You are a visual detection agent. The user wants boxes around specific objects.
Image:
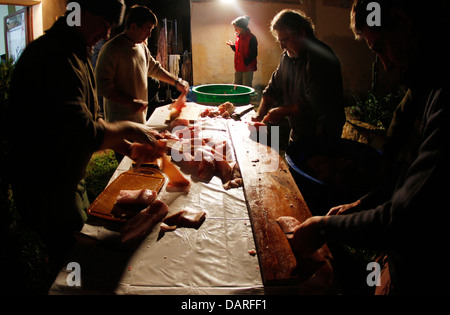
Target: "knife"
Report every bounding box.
[231,105,254,121]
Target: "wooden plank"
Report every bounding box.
[228,120,328,285]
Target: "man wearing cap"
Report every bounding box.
[6,0,163,279]
[226,15,258,87]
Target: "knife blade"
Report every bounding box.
[231,105,254,121]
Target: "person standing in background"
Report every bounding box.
[226,15,258,87]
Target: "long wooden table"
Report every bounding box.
[228,119,333,288]
[49,103,334,295]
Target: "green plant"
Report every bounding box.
[351,90,405,130]
[1,58,14,173]
[0,57,14,104]
[84,150,119,201]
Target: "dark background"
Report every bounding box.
[124,0,191,56]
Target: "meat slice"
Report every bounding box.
[199,102,235,119]
[115,189,157,205]
[130,140,167,166]
[223,162,243,190]
[276,216,333,285]
[163,209,206,230]
[168,94,187,121]
[276,216,302,240]
[172,94,187,112]
[121,200,169,246]
[218,101,235,116]
[215,160,233,183]
[178,209,206,229]
[162,154,191,192]
[170,118,189,129]
[112,189,158,219]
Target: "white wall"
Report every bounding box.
[191,1,296,89]
[190,0,398,99]
[0,5,9,56]
[1,4,42,58]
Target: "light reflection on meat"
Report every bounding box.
[130,120,243,189]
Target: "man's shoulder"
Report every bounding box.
[101,34,129,51]
[305,38,341,72]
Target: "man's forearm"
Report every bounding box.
[256,95,274,120]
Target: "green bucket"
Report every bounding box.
[192,84,255,106]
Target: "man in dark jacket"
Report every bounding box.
[291,0,450,295]
[254,9,345,146]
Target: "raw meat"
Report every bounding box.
[162,154,191,192]
[130,140,167,166]
[247,120,267,132]
[115,189,157,205]
[223,162,243,190]
[218,102,235,116]
[178,209,206,229]
[163,209,206,229]
[276,216,334,285]
[199,102,235,119]
[168,94,187,121]
[215,160,233,183]
[112,189,158,220]
[170,118,189,129]
[172,94,187,112]
[276,216,302,239]
[120,200,169,246]
[112,204,145,220]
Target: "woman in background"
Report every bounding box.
[226,15,258,87]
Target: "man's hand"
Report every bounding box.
[327,200,362,216]
[291,216,328,260]
[175,79,190,95]
[98,119,158,157]
[262,103,298,124]
[262,107,286,124]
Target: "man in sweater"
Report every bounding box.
[291,0,450,295]
[96,5,189,124]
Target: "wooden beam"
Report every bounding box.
[1,0,41,6]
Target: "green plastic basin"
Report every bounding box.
[192,84,255,106]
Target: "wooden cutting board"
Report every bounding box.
[228,120,333,286]
[87,169,166,222]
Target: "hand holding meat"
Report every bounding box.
[175,79,190,95]
[291,216,327,260]
[98,118,159,159]
[130,140,167,167]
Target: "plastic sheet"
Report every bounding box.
[50,109,264,295]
